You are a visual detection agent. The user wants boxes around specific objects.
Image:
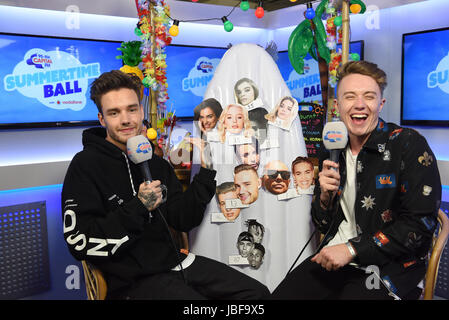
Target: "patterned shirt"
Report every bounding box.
[311,119,442,297]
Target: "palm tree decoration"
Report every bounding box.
[288,0,330,76]
[288,0,366,120]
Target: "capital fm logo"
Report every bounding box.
[136,142,152,154]
[26,53,53,69]
[182,57,221,97]
[196,61,214,73]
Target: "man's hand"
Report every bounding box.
[138,180,163,211]
[311,243,354,271]
[318,160,340,208]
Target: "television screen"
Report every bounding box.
[164,45,227,119]
[401,27,449,126]
[277,40,364,104]
[0,33,122,129]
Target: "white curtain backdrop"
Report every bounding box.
[189,43,316,292]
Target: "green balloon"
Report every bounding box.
[134,27,143,36]
[240,1,250,11]
[334,16,342,26]
[350,53,360,61]
[224,20,234,32]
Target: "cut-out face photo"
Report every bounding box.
[234,164,261,205]
[217,104,253,142]
[247,243,265,269]
[291,156,315,192]
[262,160,291,195]
[246,219,264,244]
[265,96,298,130]
[237,231,255,258]
[193,98,222,134]
[235,137,260,171]
[216,182,241,221]
[234,78,259,106]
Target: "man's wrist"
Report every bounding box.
[346,242,357,259]
[320,197,329,209]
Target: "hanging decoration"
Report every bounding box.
[287,0,330,76]
[135,0,171,111]
[288,0,366,121]
[116,40,144,81]
[324,0,364,88]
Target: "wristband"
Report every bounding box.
[346,242,357,258]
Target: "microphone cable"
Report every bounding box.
[157,207,187,285]
[286,191,341,275]
[286,229,317,275]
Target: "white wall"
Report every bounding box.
[0,0,448,192]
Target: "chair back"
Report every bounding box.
[82,260,107,300]
[423,209,449,300]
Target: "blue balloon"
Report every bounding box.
[305,8,315,19]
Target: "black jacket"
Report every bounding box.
[62,127,216,294]
[311,119,441,298]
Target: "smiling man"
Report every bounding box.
[234,164,261,205]
[62,70,269,300]
[272,61,441,300]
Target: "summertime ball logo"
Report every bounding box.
[182,56,221,97]
[3,48,101,111]
[427,51,449,94]
[286,58,322,102]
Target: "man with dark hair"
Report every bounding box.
[272,61,441,300]
[237,232,255,258]
[234,164,261,205]
[62,70,269,300]
[248,243,265,269]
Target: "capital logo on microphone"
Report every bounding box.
[135,142,152,154]
[323,130,344,143]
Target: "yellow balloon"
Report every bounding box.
[350,4,361,14]
[147,128,157,140]
[169,25,179,37]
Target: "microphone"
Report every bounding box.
[126,135,154,182]
[322,118,348,166]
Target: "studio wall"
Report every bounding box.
[0,0,448,299]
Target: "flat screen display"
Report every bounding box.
[164,44,227,119]
[0,33,122,129]
[401,27,449,126]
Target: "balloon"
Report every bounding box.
[147,128,158,140]
[288,19,314,74]
[350,0,367,14]
[287,0,331,74]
